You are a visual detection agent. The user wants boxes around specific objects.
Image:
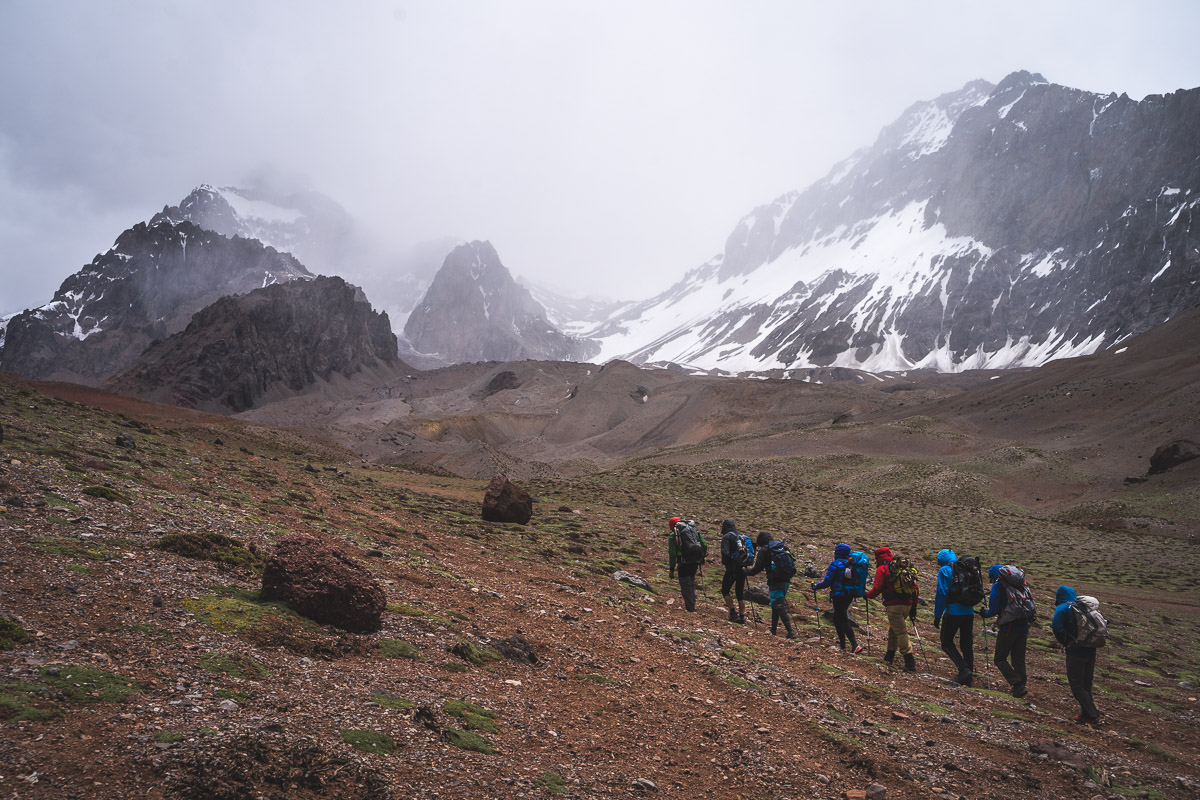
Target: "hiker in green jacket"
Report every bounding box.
[667,516,706,612]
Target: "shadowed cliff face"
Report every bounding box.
[403,240,599,365]
[104,276,400,413]
[0,219,312,385]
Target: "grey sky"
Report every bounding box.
[3,1,1200,315]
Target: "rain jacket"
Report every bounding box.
[934,548,975,621]
[864,546,918,608]
[1052,585,1096,660]
[719,519,743,569]
[813,543,852,598]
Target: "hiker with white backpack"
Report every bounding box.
[1052,585,1107,724]
[979,564,1037,697]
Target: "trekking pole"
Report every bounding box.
[909,619,931,670]
[980,615,992,690]
[864,598,871,655]
[813,589,823,641]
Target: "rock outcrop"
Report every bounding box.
[1148,439,1200,475]
[481,474,533,524]
[260,533,386,633]
[104,276,399,413]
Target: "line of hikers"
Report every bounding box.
[666,517,1108,724]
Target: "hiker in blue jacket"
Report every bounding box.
[745,532,796,639]
[934,549,976,686]
[812,543,861,653]
[1051,586,1102,723]
[979,564,1033,697]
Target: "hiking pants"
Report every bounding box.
[768,581,793,636]
[832,594,857,650]
[1066,652,1100,721]
[720,567,745,602]
[677,562,699,612]
[940,613,975,677]
[884,604,913,656]
[993,622,1028,691]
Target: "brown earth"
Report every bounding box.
[1,367,1198,800]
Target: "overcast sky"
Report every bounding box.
[3,0,1200,315]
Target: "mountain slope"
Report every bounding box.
[588,72,1200,373]
[404,241,600,364]
[104,276,399,413]
[0,219,312,384]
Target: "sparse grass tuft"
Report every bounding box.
[444,727,495,754]
[378,638,420,659]
[39,664,142,703]
[341,728,398,755]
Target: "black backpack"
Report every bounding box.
[767,540,797,580]
[947,555,986,606]
[675,521,706,565]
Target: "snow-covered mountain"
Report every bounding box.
[584,71,1200,373]
[404,241,600,364]
[0,218,312,384]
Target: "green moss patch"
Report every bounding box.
[39,664,142,703]
[154,731,187,743]
[154,532,263,572]
[378,638,420,659]
[386,602,425,616]
[82,485,130,504]
[442,662,468,674]
[0,681,59,722]
[199,653,269,681]
[182,591,308,637]
[443,698,499,733]
[0,617,32,650]
[444,727,495,754]
[572,673,616,686]
[369,691,414,711]
[534,770,568,794]
[33,537,106,560]
[450,640,502,666]
[341,728,398,755]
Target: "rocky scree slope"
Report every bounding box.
[586,71,1200,373]
[404,241,600,365]
[103,276,399,413]
[0,372,1197,799]
[0,219,312,385]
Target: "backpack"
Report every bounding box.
[845,550,870,598]
[1070,596,1108,647]
[734,533,756,569]
[886,556,919,597]
[675,520,707,565]
[766,540,796,581]
[996,565,1037,625]
[947,555,986,606]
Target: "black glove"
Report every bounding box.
[933,616,941,629]
[908,609,917,623]
[977,608,986,618]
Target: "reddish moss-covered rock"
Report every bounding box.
[481,474,533,525]
[260,534,385,632]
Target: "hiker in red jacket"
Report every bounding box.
[864,546,919,672]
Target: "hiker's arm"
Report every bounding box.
[1051,605,1071,646]
[864,565,885,599]
[980,581,1001,618]
[933,566,949,621]
[812,562,836,591]
[743,549,767,577]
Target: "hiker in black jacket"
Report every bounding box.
[744,532,796,639]
[719,519,748,624]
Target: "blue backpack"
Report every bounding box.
[845,551,870,597]
[736,534,756,568]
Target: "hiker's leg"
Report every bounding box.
[959,614,975,675]
[770,607,780,634]
[1066,654,1100,720]
[678,563,698,612]
[832,595,852,649]
[993,625,1019,687]
[886,604,912,655]
[1082,655,1100,718]
[1011,626,1028,691]
[735,576,746,618]
[940,615,966,675]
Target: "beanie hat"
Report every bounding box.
[834,543,851,559]
[668,516,682,531]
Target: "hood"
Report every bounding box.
[756,532,774,547]
[989,564,1003,582]
[873,546,892,562]
[834,543,851,559]
[1056,586,1077,605]
[937,549,957,567]
[721,519,737,535]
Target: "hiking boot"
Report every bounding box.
[785,630,797,640]
[903,653,916,672]
[954,672,973,687]
[883,649,896,664]
[852,644,864,655]
[728,608,739,622]
[1012,684,1028,698]
[736,614,746,625]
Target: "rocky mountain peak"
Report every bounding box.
[403,241,599,365]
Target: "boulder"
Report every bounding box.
[482,474,533,524]
[1148,439,1200,475]
[746,583,771,606]
[613,570,653,592]
[115,432,137,449]
[260,534,385,632]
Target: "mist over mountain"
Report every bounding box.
[0,219,312,384]
[403,241,600,365]
[580,71,1200,373]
